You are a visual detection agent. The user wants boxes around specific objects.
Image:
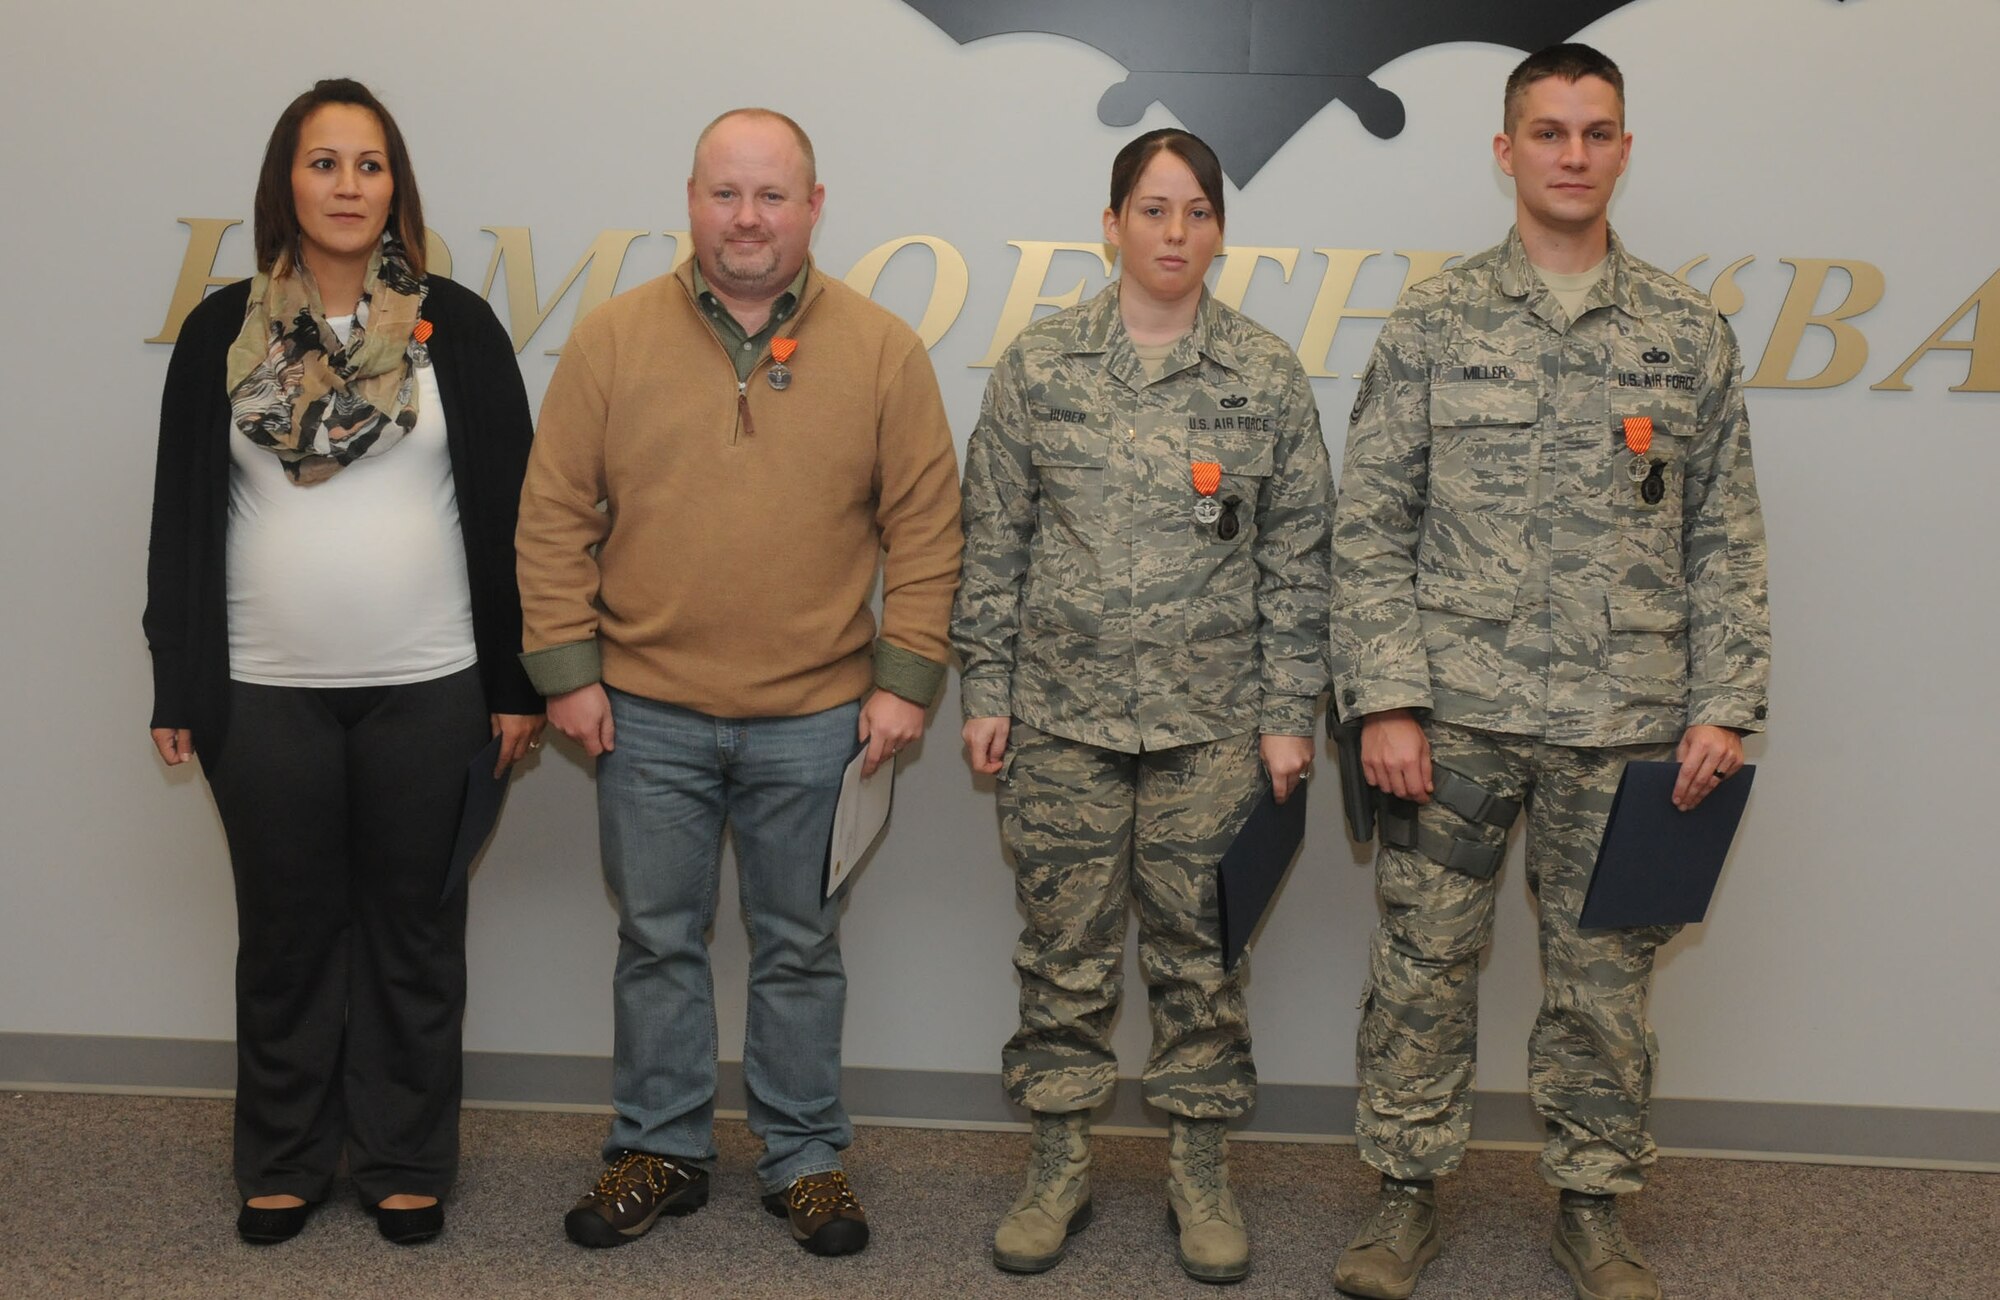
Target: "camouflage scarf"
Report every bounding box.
[224,234,428,485]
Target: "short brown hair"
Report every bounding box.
[693,108,818,187]
[1503,44,1625,133]
[253,79,426,277]
[1108,129,1226,233]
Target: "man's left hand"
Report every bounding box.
[858,691,925,777]
[1672,724,1744,811]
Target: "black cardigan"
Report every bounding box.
[144,275,542,760]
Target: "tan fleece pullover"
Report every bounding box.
[516,259,962,717]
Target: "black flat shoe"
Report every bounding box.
[372,1200,445,1245]
[237,1200,312,1245]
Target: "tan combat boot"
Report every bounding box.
[1165,1117,1249,1283]
[1333,1176,1440,1299]
[991,1111,1092,1273]
[1551,1191,1661,1300]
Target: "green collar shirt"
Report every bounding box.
[691,262,808,382]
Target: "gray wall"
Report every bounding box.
[3,0,1996,1150]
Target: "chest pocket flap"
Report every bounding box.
[1190,432,1273,477]
[1029,423,1109,468]
[1430,379,1539,428]
[1615,391,1700,446]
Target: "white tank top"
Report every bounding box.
[226,313,478,687]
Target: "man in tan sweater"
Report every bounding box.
[517,108,962,1257]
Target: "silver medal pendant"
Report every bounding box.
[1193,498,1223,525]
[768,363,792,391]
[1626,451,1652,482]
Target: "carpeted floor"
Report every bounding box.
[1,1091,1993,1298]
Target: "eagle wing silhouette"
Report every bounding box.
[899,0,1651,184]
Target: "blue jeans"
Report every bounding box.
[597,689,858,1193]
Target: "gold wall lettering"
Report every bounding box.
[1746,259,1886,389]
[1210,246,1301,311]
[152,221,456,343]
[843,235,971,349]
[1297,249,1458,379]
[481,227,652,355]
[148,219,243,344]
[977,241,1118,366]
[1676,255,1754,316]
[424,229,453,282]
[148,220,1998,393]
[1872,267,2000,393]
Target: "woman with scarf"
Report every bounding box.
[144,79,542,1246]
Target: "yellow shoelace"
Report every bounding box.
[785,1170,862,1216]
[591,1152,686,1205]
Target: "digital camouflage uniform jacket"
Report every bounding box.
[954,284,1331,752]
[1331,229,1770,747]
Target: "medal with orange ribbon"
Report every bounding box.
[1191,460,1223,524]
[768,337,796,391]
[1623,416,1668,503]
[1622,416,1653,481]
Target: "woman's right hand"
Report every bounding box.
[151,727,194,767]
[962,716,1010,775]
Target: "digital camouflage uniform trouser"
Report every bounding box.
[1357,720,1680,1195]
[998,723,1263,1119]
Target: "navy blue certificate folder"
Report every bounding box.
[442,735,510,904]
[1579,760,1756,929]
[1218,781,1309,971]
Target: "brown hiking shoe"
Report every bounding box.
[1551,1192,1661,1300]
[1334,1176,1440,1299]
[762,1169,870,1256]
[563,1150,708,1248]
